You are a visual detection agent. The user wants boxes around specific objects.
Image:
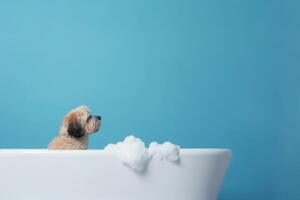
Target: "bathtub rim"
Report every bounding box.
[0,148,232,156]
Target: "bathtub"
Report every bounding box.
[0,149,231,200]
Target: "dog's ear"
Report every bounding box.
[67,121,84,138]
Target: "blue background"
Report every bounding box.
[0,0,299,199]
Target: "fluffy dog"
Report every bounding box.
[48,105,101,150]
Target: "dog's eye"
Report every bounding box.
[86,115,92,121]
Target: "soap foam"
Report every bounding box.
[148,141,180,162]
[104,135,151,172]
[104,135,180,173]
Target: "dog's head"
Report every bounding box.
[61,105,101,138]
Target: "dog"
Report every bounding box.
[48,105,101,150]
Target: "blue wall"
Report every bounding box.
[0,0,299,199]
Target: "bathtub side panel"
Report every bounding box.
[0,150,230,200]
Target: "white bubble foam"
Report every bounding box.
[104,135,180,173]
[104,135,151,172]
[148,141,180,162]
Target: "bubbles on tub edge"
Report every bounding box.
[104,135,180,174]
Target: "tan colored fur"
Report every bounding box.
[48,105,101,150]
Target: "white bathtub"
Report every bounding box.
[0,149,231,200]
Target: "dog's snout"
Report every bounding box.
[96,115,101,120]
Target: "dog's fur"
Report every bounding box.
[48,105,101,150]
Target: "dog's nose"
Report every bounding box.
[96,116,101,120]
